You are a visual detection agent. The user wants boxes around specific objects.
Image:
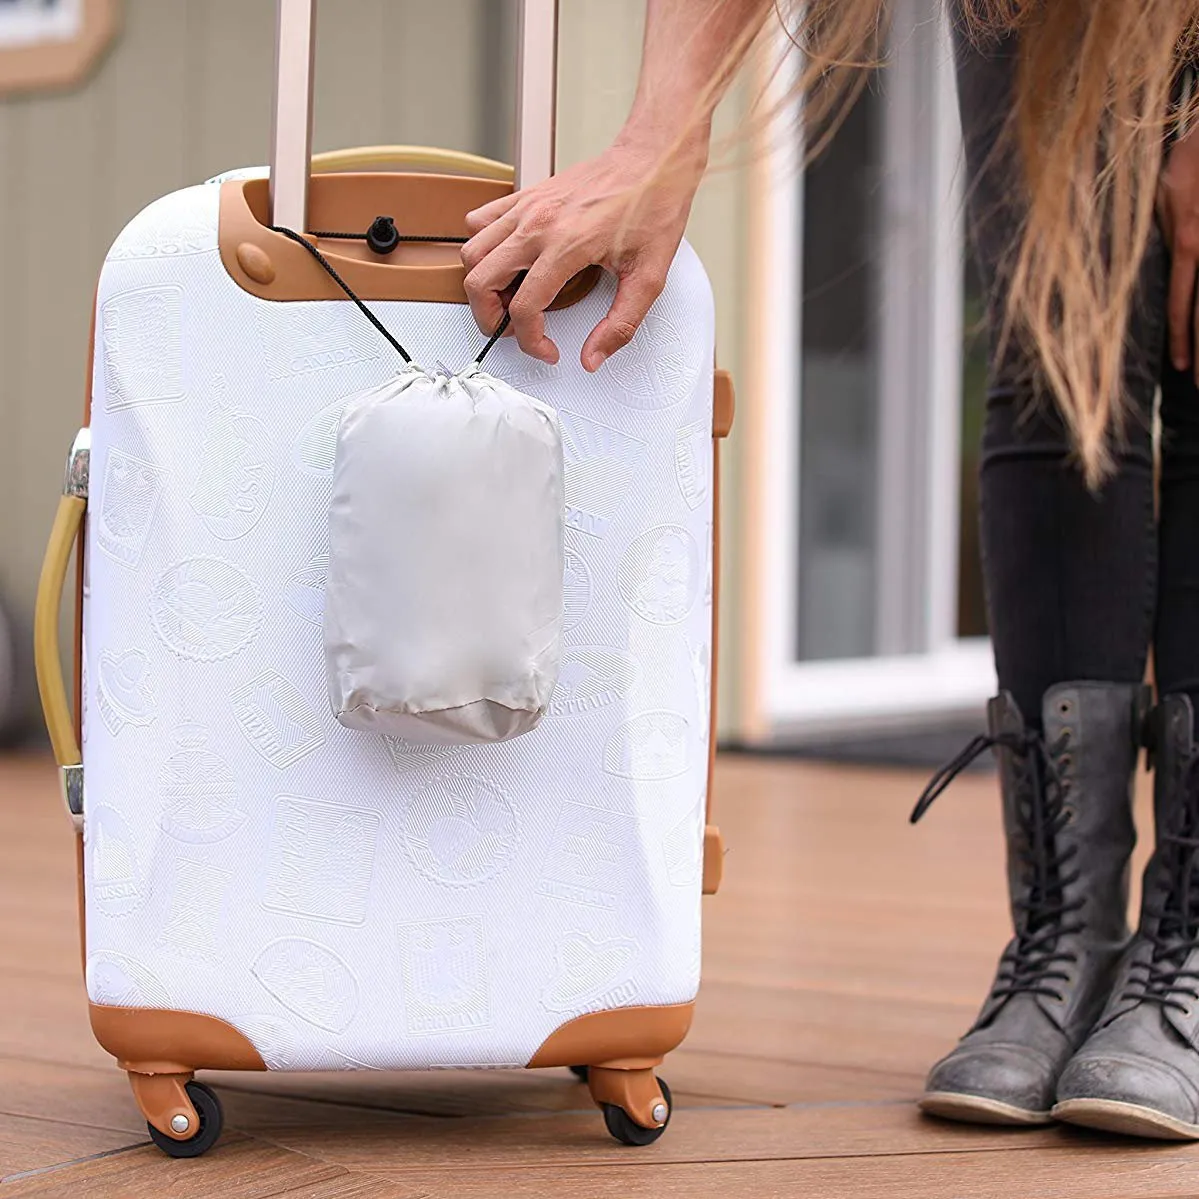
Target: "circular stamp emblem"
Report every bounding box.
[151,557,262,661]
[605,310,700,410]
[401,774,518,887]
[619,526,701,625]
[562,547,592,633]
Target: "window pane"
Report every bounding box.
[796,81,883,662]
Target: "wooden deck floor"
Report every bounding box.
[1,751,1195,1197]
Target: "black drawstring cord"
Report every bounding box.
[269,222,512,368]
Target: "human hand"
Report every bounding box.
[461,132,707,371]
[1160,120,1199,381]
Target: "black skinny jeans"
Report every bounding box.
[955,23,1199,725]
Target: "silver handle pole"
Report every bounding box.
[269,0,316,229]
[514,0,559,188]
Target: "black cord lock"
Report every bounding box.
[366,215,400,255]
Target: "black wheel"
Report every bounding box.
[602,1078,672,1146]
[147,1081,223,1158]
[569,1064,590,1082]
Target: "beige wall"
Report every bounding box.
[0,0,748,738]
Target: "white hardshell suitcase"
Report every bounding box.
[35,0,733,1156]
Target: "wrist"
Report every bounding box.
[615,110,711,178]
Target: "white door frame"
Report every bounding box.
[739,0,995,743]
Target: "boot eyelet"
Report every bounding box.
[1059,753,1073,771]
[1058,699,1073,716]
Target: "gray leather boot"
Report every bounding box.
[1055,695,1199,1140]
[913,682,1146,1125]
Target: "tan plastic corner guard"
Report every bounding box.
[36,494,85,770]
[311,145,515,183]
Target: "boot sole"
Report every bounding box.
[920,1091,1053,1126]
[1053,1098,1199,1141]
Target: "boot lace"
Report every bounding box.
[912,728,1083,1004]
[1120,756,1199,1016]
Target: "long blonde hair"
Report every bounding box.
[694,0,1199,484]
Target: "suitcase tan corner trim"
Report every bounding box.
[90,1003,268,1074]
[527,1001,694,1069]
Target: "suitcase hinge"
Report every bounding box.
[60,763,84,831]
[64,427,91,499]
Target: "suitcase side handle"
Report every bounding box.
[35,430,88,829]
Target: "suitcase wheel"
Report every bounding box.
[568,1064,589,1082]
[146,1080,224,1158]
[600,1078,672,1147]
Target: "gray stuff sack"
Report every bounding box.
[323,364,564,744]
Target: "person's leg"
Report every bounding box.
[915,13,1163,1127]
[1053,364,1199,1140]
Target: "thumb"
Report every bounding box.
[581,267,665,372]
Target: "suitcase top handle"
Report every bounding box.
[270,0,558,231]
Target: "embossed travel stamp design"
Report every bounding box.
[263,797,380,925]
[89,805,148,916]
[232,670,325,769]
[675,419,712,510]
[96,649,154,735]
[605,712,691,781]
[541,932,638,1012]
[239,1013,298,1071]
[293,396,350,474]
[397,916,490,1035]
[86,951,171,1008]
[619,526,701,625]
[562,548,592,633]
[284,551,328,625]
[384,735,471,774]
[151,557,262,661]
[253,938,360,1033]
[190,399,275,540]
[97,448,166,568]
[102,285,184,410]
[158,725,247,844]
[663,801,704,887]
[401,775,518,887]
[108,192,216,260]
[157,858,233,961]
[261,306,381,381]
[557,409,649,540]
[538,804,632,910]
[605,309,701,410]
[548,648,639,718]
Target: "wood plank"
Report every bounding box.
[0,1113,137,1183]
[346,1146,1199,1199]
[0,1135,358,1198]
[237,1101,1067,1171]
[0,1057,147,1136]
[209,1064,743,1119]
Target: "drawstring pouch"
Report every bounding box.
[322,363,564,744]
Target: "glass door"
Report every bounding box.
[742,0,995,742]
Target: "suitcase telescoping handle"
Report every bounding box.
[269,0,560,230]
